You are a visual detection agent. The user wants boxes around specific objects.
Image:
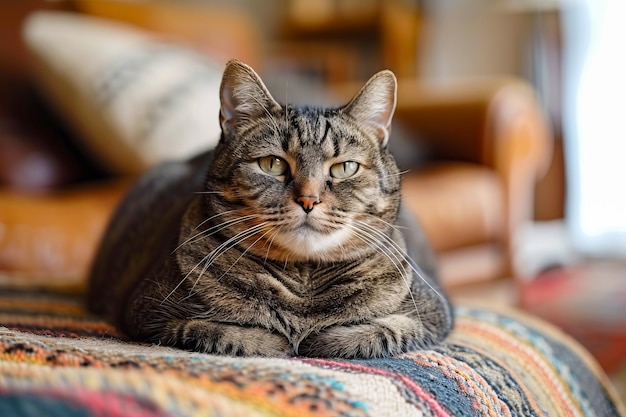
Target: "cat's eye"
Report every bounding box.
[258,156,289,176]
[330,161,359,179]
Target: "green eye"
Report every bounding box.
[330,161,359,179]
[258,156,288,176]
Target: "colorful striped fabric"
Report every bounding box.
[0,287,624,417]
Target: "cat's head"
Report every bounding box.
[205,59,401,263]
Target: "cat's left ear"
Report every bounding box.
[343,70,397,147]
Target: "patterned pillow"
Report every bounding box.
[23,11,223,174]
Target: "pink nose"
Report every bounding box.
[296,196,320,213]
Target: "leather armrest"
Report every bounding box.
[394,77,553,276]
[393,77,552,173]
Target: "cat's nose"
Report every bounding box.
[296,195,320,213]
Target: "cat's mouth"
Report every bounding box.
[298,219,324,233]
[294,214,339,235]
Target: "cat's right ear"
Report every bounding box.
[219,60,281,135]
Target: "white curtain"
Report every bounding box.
[562,0,626,257]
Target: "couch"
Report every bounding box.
[0,4,623,416]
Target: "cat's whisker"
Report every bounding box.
[344,230,393,273]
[191,213,259,242]
[343,224,402,270]
[354,219,445,302]
[343,222,422,320]
[182,225,262,299]
[360,212,409,232]
[169,211,243,262]
[193,191,225,195]
[191,223,268,290]
[217,225,274,281]
[162,222,266,304]
[162,245,216,304]
[342,223,406,284]
[380,169,410,179]
[172,213,258,254]
[263,227,281,265]
[194,209,238,228]
[354,220,422,267]
[189,209,238,234]
[283,257,290,271]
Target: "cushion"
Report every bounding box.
[22,11,223,174]
[0,287,623,416]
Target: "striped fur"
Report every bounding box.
[88,60,452,358]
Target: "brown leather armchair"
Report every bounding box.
[395,78,552,287]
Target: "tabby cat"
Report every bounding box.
[88,59,453,358]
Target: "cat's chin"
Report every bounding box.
[273,226,353,262]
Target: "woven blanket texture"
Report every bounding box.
[0,288,624,417]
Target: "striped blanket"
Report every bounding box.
[1,288,624,417]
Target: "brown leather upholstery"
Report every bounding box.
[395,78,552,286]
[0,181,130,282]
[402,163,504,253]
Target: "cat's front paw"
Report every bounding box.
[299,315,426,359]
[164,319,291,357]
